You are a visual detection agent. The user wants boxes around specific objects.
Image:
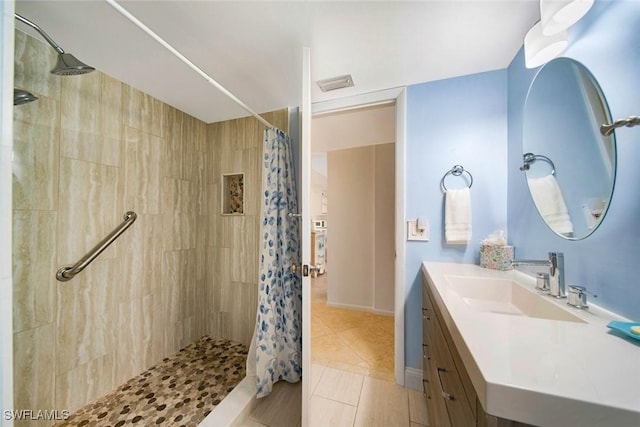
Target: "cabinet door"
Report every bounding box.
[433,316,476,427]
[426,360,452,427]
[423,284,450,427]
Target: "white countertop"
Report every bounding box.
[421,261,640,427]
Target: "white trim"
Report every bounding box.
[312,87,404,115]
[1,1,15,423]
[404,367,423,392]
[311,86,407,388]
[325,301,394,317]
[300,47,312,427]
[394,88,407,386]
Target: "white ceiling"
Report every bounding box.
[14,1,540,124]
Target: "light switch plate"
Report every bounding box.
[407,220,429,241]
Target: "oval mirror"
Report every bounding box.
[522,58,616,240]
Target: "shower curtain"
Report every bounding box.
[255,128,302,398]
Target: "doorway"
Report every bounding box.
[309,103,396,379]
[311,103,395,381]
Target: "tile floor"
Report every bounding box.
[54,337,247,427]
[308,270,429,427]
[311,273,395,382]
[310,364,429,427]
[246,270,429,426]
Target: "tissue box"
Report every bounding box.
[480,245,514,270]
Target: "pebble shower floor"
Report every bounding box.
[54,336,248,427]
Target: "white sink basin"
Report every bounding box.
[445,275,585,323]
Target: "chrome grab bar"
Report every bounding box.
[56,211,137,282]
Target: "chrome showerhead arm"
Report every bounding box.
[15,13,65,55]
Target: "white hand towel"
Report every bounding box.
[527,174,574,235]
[445,187,472,244]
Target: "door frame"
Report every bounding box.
[311,87,407,386]
[1,0,16,421]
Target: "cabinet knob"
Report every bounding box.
[441,391,454,401]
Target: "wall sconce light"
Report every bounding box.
[524,21,568,69]
[540,0,595,36]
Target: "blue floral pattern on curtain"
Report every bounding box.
[255,128,301,398]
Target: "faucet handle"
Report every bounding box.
[567,285,597,309]
[536,273,550,293]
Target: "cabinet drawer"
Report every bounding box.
[433,317,475,427]
[426,361,451,427]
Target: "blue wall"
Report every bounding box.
[404,0,640,372]
[507,0,640,322]
[405,70,508,369]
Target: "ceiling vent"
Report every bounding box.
[317,74,354,92]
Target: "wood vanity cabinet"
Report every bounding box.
[422,276,533,427]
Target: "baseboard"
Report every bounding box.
[404,367,423,392]
[325,301,394,317]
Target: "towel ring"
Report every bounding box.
[440,165,473,192]
[519,153,555,175]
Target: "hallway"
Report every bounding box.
[311,272,394,381]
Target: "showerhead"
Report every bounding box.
[52,53,95,76]
[15,13,95,76]
[14,88,38,106]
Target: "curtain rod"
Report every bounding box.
[104,0,274,129]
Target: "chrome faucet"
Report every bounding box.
[512,252,566,298]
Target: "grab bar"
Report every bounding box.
[56,211,137,282]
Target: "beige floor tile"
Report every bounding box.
[249,381,301,427]
[314,359,371,377]
[364,355,395,382]
[311,315,333,339]
[408,388,430,425]
[353,376,409,427]
[310,265,395,390]
[338,327,393,362]
[311,333,364,366]
[372,314,394,332]
[310,364,325,395]
[314,366,364,406]
[310,395,357,427]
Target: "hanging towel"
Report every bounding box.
[527,174,574,235]
[445,187,472,244]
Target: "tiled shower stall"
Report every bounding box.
[12,29,288,424]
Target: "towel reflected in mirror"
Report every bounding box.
[527,174,574,236]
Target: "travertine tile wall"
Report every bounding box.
[203,109,289,347]
[12,30,290,425]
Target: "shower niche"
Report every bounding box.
[222,173,245,215]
